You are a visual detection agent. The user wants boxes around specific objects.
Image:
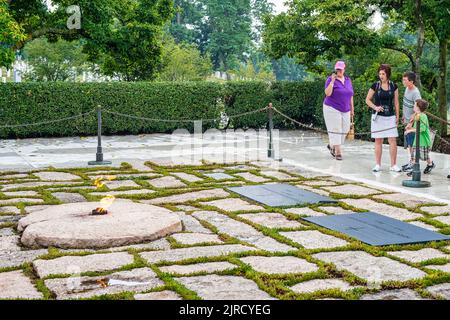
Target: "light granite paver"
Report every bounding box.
[425,283,450,299]
[432,215,450,226]
[192,211,295,252]
[103,180,140,189]
[51,192,86,203]
[360,289,424,300]
[295,185,330,197]
[34,171,82,181]
[280,230,348,249]
[44,268,164,299]
[425,263,450,273]
[0,249,48,268]
[340,198,422,220]
[0,270,43,299]
[175,275,275,300]
[420,205,450,215]
[301,180,337,187]
[284,207,327,217]
[408,221,439,231]
[135,290,182,300]
[290,279,359,294]
[260,170,293,180]
[387,248,450,263]
[1,191,39,197]
[148,176,187,188]
[160,262,236,275]
[318,206,356,215]
[373,193,442,209]
[33,252,134,278]
[234,172,269,183]
[175,212,213,234]
[0,234,21,251]
[171,172,203,182]
[237,212,303,229]
[324,184,382,196]
[89,189,155,196]
[0,206,21,214]
[142,188,229,205]
[0,198,44,205]
[240,256,318,274]
[200,198,264,212]
[140,244,257,264]
[313,251,427,283]
[171,233,223,245]
[1,181,79,191]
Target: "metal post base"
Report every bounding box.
[402,180,431,188]
[88,160,112,166]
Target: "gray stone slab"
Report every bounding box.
[175,275,275,300]
[426,263,450,273]
[89,189,155,196]
[175,212,213,234]
[0,206,21,214]
[387,248,449,263]
[142,188,229,205]
[290,278,359,294]
[237,212,303,229]
[228,184,337,207]
[44,267,164,299]
[0,249,48,268]
[147,176,187,188]
[171,172,203,182]
[433,215,450,226]
[240,256,318,274]
[171,233,223,245]
[34,171,82,181]
[160,262,236,275]
[284,207,327,217]
[51,192,86,203]
[341,198,421,220]
[204,173,236,180]
[313,251,426,283]
[0,235,21,251]
[279,230,349,249]
[0,198,44,205]
[324,184,382,196]
[360,289,424,300]
[426,283,450,299]
[420,205,450,215]
[0,270,43,299]
[135,290,182,300]
[234,172,270,183]
[303,212,450,246]
[1,191,39,197]
[103,180,140,189]
[200,198,264,212]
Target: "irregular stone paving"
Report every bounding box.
[313,251,427,283]
[142,188,229,204]
[192,211,295,252]
[44,268,164,299]
[323,184,382,196]
[373,193,443,209]
[2,161,450,301]
[360,289,424,300]
[33,252,134,278]
[140,244,257,264]
[340,198,422,220]
[280,230,349,249]
[237,212,303,229]
[0,270,43,299]
[387,248,450,263]
[160,262,237,275]
[240,256,318,274]
[135,290,182,300]
[176,275,276,300]
[147,176,187,188]
[200,198,264,212]
[290,278,360,294]
[171,233,223,245]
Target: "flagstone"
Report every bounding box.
[175,212,213,234]
[234,172,269,183]
[0,228,15,237]
[34,171,82,181]
[44,267,164,300]
[171,172,203,182]
[0,198,44,205]
[284,207,327,217]
[33,252,134,278]
[60,238,171,253]
[148,176,187,188]
[134,290,182,300]
[140,244,257,264]
[89,189,155,196]
[103,180,140,189]
[420,205,450,215]
[240,256,318,274]
[432,215,450,226]
[318,206,356,215]
[23,205,53,214]
[373,193,442,209]
[280,230,348,249]
[0,235,21,251]
[237,212,303,229]
[0,215,23,223]
[295,185,331,197]
[142,188,229,205]
[1,181,79,190]
[408,221,439,232]
[290,278,359,294]
[387,248,450,263]
[160,262,236,275]
[0,206,21,214]
[260,170,293,180]
[360,289,424,300]
[1,191,39,197]
[425,263,450,273]
[51,192,86,203]
[192,211,295,252]
[324,184,382,196]
[0,173,31,179]
[175,275,275,300]
[313,251,427,283]
[171,233,223,245]
[175,205,198,211]
[340,198,422,220]
[425,283,450,299]
[0,249,48,268]
[0,270,43,299]
[200,198,264,212]
[89,173,160,180]
[302,180,337,187]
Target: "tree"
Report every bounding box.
[168,0,203,44]
[0,0,27,67]
[157,36,212,81]
[1,0,175,81]
[23,38,90,81]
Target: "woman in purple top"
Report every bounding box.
[323,60,354,160]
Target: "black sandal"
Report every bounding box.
[335,154,343,161]
[327,144,335,158]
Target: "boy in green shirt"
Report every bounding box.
[405,99,435,176]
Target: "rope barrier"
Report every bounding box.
[0,110,96,129]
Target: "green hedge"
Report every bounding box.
[0,80,437,140]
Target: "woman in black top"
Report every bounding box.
[365,64,401,173]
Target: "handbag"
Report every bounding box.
[347,115,355,140]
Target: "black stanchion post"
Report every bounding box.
[268,103,274,159]
[402,113,430,188]
[88,106,112,166]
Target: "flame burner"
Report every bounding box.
[91,208,108,215]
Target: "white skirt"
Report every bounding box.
[371,114,398,138]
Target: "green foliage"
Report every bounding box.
[23,38,90,81]
[0,0,27,67]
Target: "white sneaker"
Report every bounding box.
[390,165,402,172]
[372,164,381,172]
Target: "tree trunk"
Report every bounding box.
[437,37,448,136]
[414,0,425,88]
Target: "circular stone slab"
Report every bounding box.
[18,200,182,249]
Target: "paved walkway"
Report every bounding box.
[1,130,449,203]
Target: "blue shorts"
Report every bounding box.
[404,132,415,147]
